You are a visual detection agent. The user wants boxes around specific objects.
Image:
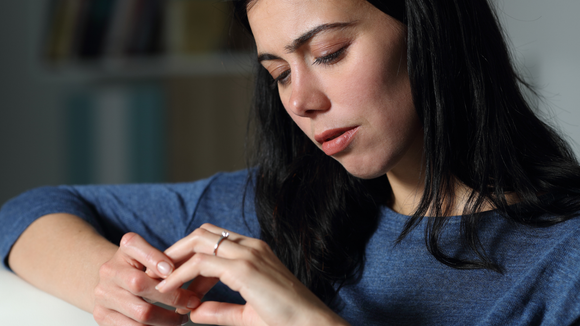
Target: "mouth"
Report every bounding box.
[315,126,360,156]
[315,126,358,144]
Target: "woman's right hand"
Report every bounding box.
[92,232,199,326]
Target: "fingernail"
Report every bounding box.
[187,296,200,309]
[181,314,189,325]
[155,280,166,291]
[157,261,172,276]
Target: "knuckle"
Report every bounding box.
[254,239,272,253]
[98,261,114,278]
[131,303,154,324]
[191,227,207,239]
[120,232,138,248]
[189,228,210,249]
[126,272,147,294]
[237,259,258,275]
[143,249,156,265]
[191,253,206,265]
[92,305,107,324]
[246,247,262,259]
[93,284,107,301]
[200,222,214,229]
[167,289,181,307]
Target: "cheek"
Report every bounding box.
[329,72,403,133]
[332,47,405,109]
[350,28,407,94]
[338,47,418,150]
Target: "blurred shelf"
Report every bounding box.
[37,52,255,83]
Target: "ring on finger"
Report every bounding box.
[213,231,230,256]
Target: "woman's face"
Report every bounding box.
[248,0,423,179]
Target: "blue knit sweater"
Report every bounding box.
[2,170,580,325]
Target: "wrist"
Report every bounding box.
[300,303,350,326]
[311,312,350,326]
[322,311,351,326]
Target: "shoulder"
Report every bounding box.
[187,169,259,238]
[195,169,254,205]
[205,169,253,192]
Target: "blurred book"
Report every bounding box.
[165,0,229,55]
[103,0,139,58]
[43,0,249,65]
[125,0,164,56]
[66,84,166,184]
[128,83,166,182]
[65,88,95,184]
[44,0,86,62]
[165,74,251,182]
[78,0,116,59]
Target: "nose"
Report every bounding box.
[286,68,330,117]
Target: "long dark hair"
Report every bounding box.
[235,0,580,305]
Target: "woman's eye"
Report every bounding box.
[313,45,349,66]
[269,44,350,89]
[271,69,291,88]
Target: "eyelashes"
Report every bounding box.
[312,45,348,66]
[271,70,291,88]
[270,44,350,89]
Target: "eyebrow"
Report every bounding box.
[257,22,356,63]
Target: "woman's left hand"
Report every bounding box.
[154,223,350,326]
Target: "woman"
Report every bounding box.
[2,0,580,325]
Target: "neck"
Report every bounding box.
[386,137,500,216]
[385,130,490,216]
[387,168,425,216]
[386,132,425,216]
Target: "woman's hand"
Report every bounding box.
[156,223,350,326]
[92,232,200,326]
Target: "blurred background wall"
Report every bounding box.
[0,0,255,205]
[0,0,579,206]
[497,0,580,157]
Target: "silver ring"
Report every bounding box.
[213,231,230,256]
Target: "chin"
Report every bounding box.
[339,160,389,180]
[347,170,386,180]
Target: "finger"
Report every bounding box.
[99,258,201,311]
[175,276,219,315]
[164,227,239,262]
[120,232,174,279]
[95,282,190,326]
[198,224,275,258]
[165,227,261,263]
[176,307,190,315]
[156,253,229,294]
[157,252,303,314]
[93,305,145,326]
[200,223,265,250]
[166,229,283,277]
[112,291,190,326]
[198,222,228,234]
[94,306,190,326]
[189,302,266,326]
[186,275,220,299]
[116,268,201,310]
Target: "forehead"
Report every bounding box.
[247,0,371,52]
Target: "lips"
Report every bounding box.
[315,126,359,156]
